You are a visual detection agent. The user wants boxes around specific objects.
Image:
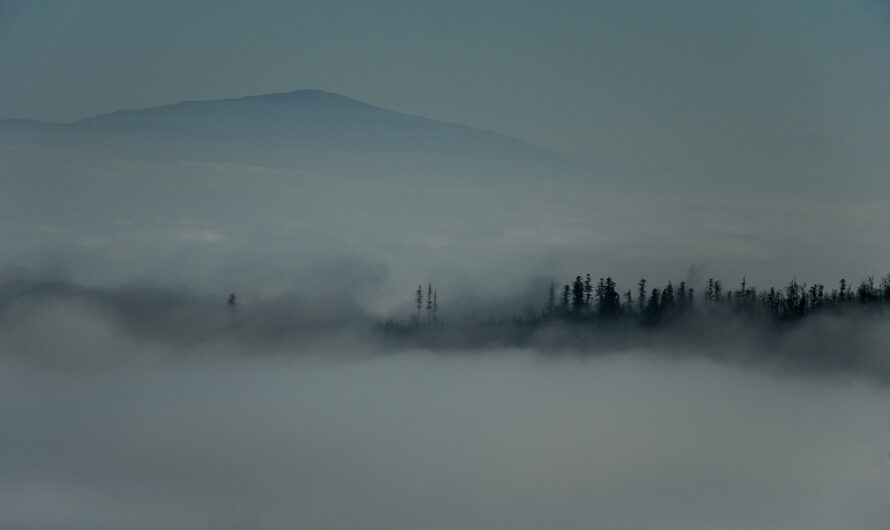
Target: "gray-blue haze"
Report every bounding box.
[2,1,888,194]
[1,1,889,306]
[1,2,889,528]
[1,89,888,314]
[1,343,889,530]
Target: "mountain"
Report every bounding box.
[0,90,591,294]
[0,90,566,177]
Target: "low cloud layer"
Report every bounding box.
[1,272,889,529]
[1,274,888,381]
[1,351,888,529]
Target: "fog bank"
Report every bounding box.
[1,351,888,530]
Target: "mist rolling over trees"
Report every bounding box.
[2,268,889,381]
[2,1,890,528]
[3,91,890,530]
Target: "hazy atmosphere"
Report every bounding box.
[1,1,889,528]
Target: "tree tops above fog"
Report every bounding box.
[542,272,890,325]
[403,272,890,327]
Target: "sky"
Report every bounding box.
[1,0,888,160]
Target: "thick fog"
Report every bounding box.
[2,126,889,307]
[0,275,888,528]
[0,272,887,529]
[2,341,889,529]
[2,2,889,527]
[1,88,889,529]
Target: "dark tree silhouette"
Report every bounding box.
[415,285,423,324]
[600,277,620,318]
[394,269,890,335]
[637,279,647,315]
[881,271,890,301]
[426,283,433,323]
[662,282,675,309]
[571,276,585,317]
[644,288,661,325]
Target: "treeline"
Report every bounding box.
[401,271,890,329]
[541,272,890,325]
[383,274,890,377]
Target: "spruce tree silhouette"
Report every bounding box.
[432,289,438,324]
[426,283,433,323]
[571,276,585,318]
[415,285,423,324]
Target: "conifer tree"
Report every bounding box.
[880,271,890,302]
[595,278,606,315]
[572,276,585,317]
[426,283,433,323]
[433,289,438,324]
[603,277,620,318]
[415,285,423,324]
[660,282,675,313]
[644,288,661,324]
[637,279,647,315]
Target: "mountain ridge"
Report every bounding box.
[1,89,559,159]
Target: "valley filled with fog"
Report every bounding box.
[1,272,889,529]
[2,1,889,524]
[1,89,889,530]
[2,338,889,529]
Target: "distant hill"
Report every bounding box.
[0,90,567,177]
[0,90,586,292]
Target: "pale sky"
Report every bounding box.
[1,0,888,161]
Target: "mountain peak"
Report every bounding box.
[238,89,358,104]
[4,90,562,167]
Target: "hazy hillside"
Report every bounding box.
[0,90,566,177]
[0,91,590,303]
[2,90,887,308]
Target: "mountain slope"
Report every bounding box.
[1,90,564,175]
[79,89,549,153]
[0,89,586,293]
